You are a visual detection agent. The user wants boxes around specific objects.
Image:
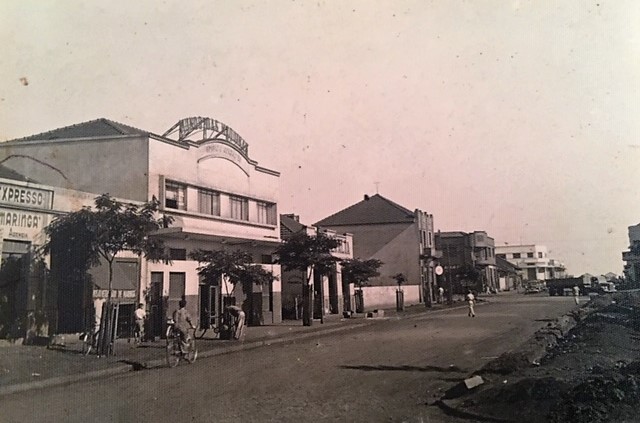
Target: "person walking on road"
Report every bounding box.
[466,290,476,317]
[573,285,581,305]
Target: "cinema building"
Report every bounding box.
[0,117,283,338]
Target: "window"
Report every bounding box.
[165,181,186,210]
[527,252,534,258]
[537,267,545,273]
[428,232,432,246]
[496,254,506,259]
[512,253,521,259]
[198,189,220,216]
[538,252,543,258]
[230,196,248,220]
[169,248,187,261]
[256,201,277,225]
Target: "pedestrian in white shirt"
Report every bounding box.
[466,291,476,317]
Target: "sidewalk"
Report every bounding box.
[0,300,471,397]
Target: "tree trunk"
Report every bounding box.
[302,268,313,326]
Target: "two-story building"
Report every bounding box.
[315,194,439,310]
[435,231,498,294]
[495,244,567,284]
[279,214,353,320]
[0,117,283,337]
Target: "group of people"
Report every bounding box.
[132,299,246,350]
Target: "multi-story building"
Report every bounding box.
[279,214,353,320]
[0,117,282,337]
[0,165,99,340]
[623,223,640,285]
[435,231,498,294]
[315,194,439,310]
[495,244,566,283]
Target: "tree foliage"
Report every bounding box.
[455,264,481,284]
[190,249,275,290]
[274,232,341,281]
[392,272,407,287]
[42,194,173,297]
[341,258,383,289]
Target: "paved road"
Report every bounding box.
[3,292,578,422]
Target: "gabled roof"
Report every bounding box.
[0,164,37,183]
[315,194,415,226]
[280,214,307,239]
[496,256,520,272]
[8,118,151,142]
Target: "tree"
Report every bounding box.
[455,264,481,292]
[340,258,383,313]
[190,249,276,326]
[275,232,340,325]
[392,273,407,290]
[42,194,173,355]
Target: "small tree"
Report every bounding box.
[42,194,172,355]
[392,273,407,290]
[455,264,481,293]
[340,258,383,313]
[190,249,276,326]
[275,232,340,326]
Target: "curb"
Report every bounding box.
[0,302,475,396]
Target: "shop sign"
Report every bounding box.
[0,183,53,210]
[0,208,49,240]
[93,289,137,299]
[201,143,250,175]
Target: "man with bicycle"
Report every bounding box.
[172,299,195,352]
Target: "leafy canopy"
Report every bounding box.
[42,194,173,267]
[340,258,383,288]
[190,249,275,287]
[274,232,340,278]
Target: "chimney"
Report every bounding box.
[364,194,370,201]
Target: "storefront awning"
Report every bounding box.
[153,226,281,248]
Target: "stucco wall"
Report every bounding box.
[362,285,420,310]
[0,136,150,201]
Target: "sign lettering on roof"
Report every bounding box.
[0,183,53,210]
[202,143,250,175]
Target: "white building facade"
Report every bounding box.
[495,244,566,283]
[0,117,283,337]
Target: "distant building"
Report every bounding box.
[495,244,566,282]
[279,214,353,320]
[0,117,283,337]
[315,194,439,310]
[435,231,498,294]
[623,223,640,285]
[496,256,521,291]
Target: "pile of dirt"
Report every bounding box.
[438,292,640,423]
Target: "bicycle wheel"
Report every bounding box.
[81,333,92,356]
[195,327,208,339]
[185,338,197,364]
[166,339,180,367]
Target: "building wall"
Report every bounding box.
[495,244,562,282]
[362,284,420,310]
[0,136,150,201]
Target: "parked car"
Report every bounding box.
[524,285,541,294]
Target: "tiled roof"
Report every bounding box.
[0,164,37,183]
[280,214,307,239]
[8,118,150,142]
[315,194,415,226]
[496,256,520,272]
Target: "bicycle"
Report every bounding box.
[80,328,99,356]
[166,319,197,367]
[195,314,223,339]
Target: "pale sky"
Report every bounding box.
[1,1,639,276]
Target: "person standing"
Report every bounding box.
[573,285,581,305]
[226,305,246,340]
[466,290,476,317]
[134,303,146,343]
[438,286,445,304]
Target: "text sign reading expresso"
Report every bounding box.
[0,183,53,210]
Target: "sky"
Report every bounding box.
[1,1,639,276]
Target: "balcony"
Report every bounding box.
[476,257,496,266]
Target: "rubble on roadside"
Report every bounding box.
[435,291,640,423]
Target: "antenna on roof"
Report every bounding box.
[374,181,380,194]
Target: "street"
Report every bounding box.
[3,292,578,423]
